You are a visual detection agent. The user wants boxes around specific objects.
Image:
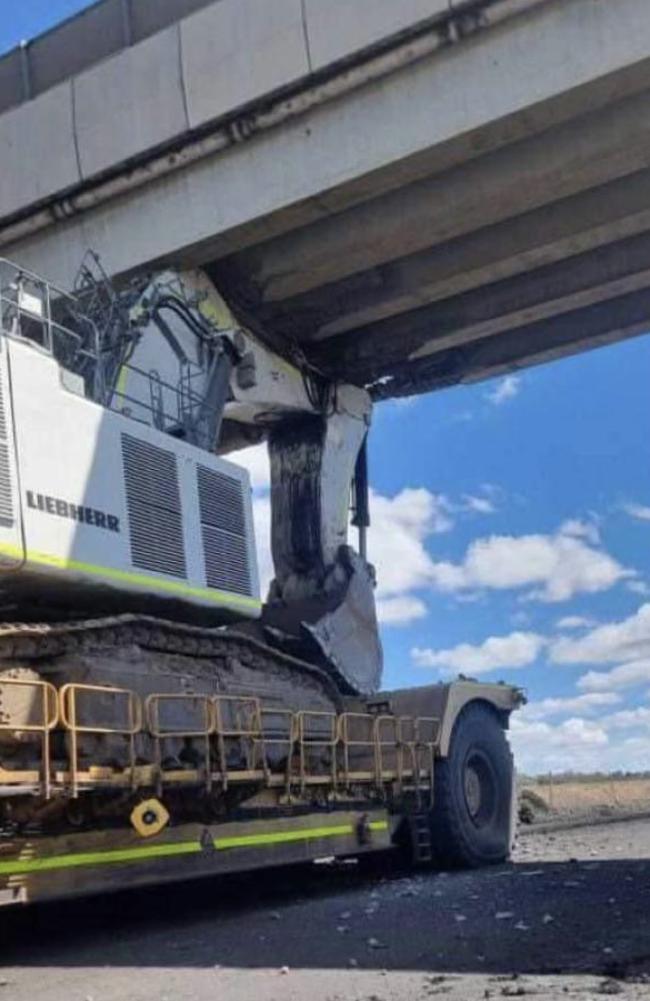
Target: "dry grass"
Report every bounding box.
[519,777,650,823]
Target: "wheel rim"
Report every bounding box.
[463,749,498,828]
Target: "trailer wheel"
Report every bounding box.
[430,702,513,868]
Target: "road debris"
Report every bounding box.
[597,980,624,995]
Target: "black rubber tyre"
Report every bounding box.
[430,701,513,868]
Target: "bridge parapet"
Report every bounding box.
[0,0,456,224]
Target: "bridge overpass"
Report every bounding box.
[1,0,650,398]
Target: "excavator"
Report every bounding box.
[0,254,522,907]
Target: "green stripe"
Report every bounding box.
[0,542,261,613]
[0,840,200,876]
[0,821,389,877]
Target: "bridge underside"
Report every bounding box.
[211,81,650,400]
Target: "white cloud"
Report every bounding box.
[486,374,521,406]
[628,580,650,597]
[555,615,597,630]
[229,444,273,597]
[377,595,428,626]
[368,487,452,602]
[462,494,496,515]
[229,447,629,634]
[578,659,650,693]
[600,706,650,729]
[509,715,610,774]
[623,501,650,523]
[559,518,600,546]
[232,468,457,623]
[250,494,274,599]
[392,396,419,410]
[521,692,621,721]
[510,709,650,774]
[427,524,631,603]
[551,603,650,665]
[230,442,270,491]
[411,631,544,675]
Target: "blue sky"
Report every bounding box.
[5,3,650,774]
[241,332,650,775]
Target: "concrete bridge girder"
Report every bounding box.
[2,0,650,398]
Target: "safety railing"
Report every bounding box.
[338,713,378,785]
[145,693,214,795]
[59,683,141,798]
[0,259,100,387]
[0,678,59,798]
[295,711,338,793]
[375,714,403,787]
[110,360,213,438]
[254,708,296,795]
[0,682,440,800]
[414,717,439,808]
[212,695,263,790]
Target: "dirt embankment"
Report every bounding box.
[519,777,650,827]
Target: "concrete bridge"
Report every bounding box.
[2,0,650,398]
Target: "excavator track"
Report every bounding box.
[0,613,342,703]
[0,614,345,764]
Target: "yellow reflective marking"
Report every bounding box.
[0,821,389,876]
[115,365,129,399]
[0,840,200,876]
[0,542,261,612]
[214,821,387,850]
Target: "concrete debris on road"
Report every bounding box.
[597,980,624,995]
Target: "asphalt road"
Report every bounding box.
[2,818,650,1000]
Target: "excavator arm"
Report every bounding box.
[196,268,383,694]
[75,261,383,694]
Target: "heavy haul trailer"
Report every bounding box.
[0,258,523,907]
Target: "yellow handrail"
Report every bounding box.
[0,678,58,798]
[60,684,141,798]
[145,693,214,794]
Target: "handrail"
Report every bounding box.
[0,678,58,798]
[414,716,440,808]
[212,695,262,790]
[254,708,296,796]
[375,714,403,788]
[59,683,141,798]
[338,712,378,787]
[1,678,441,799]
[295,711,338,793]
[145,693,214,794]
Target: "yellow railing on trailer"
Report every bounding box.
[0,680,440,800]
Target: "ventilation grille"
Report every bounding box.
[197,465,252,596]
[0,365,14,528]
[121,433,186,578]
